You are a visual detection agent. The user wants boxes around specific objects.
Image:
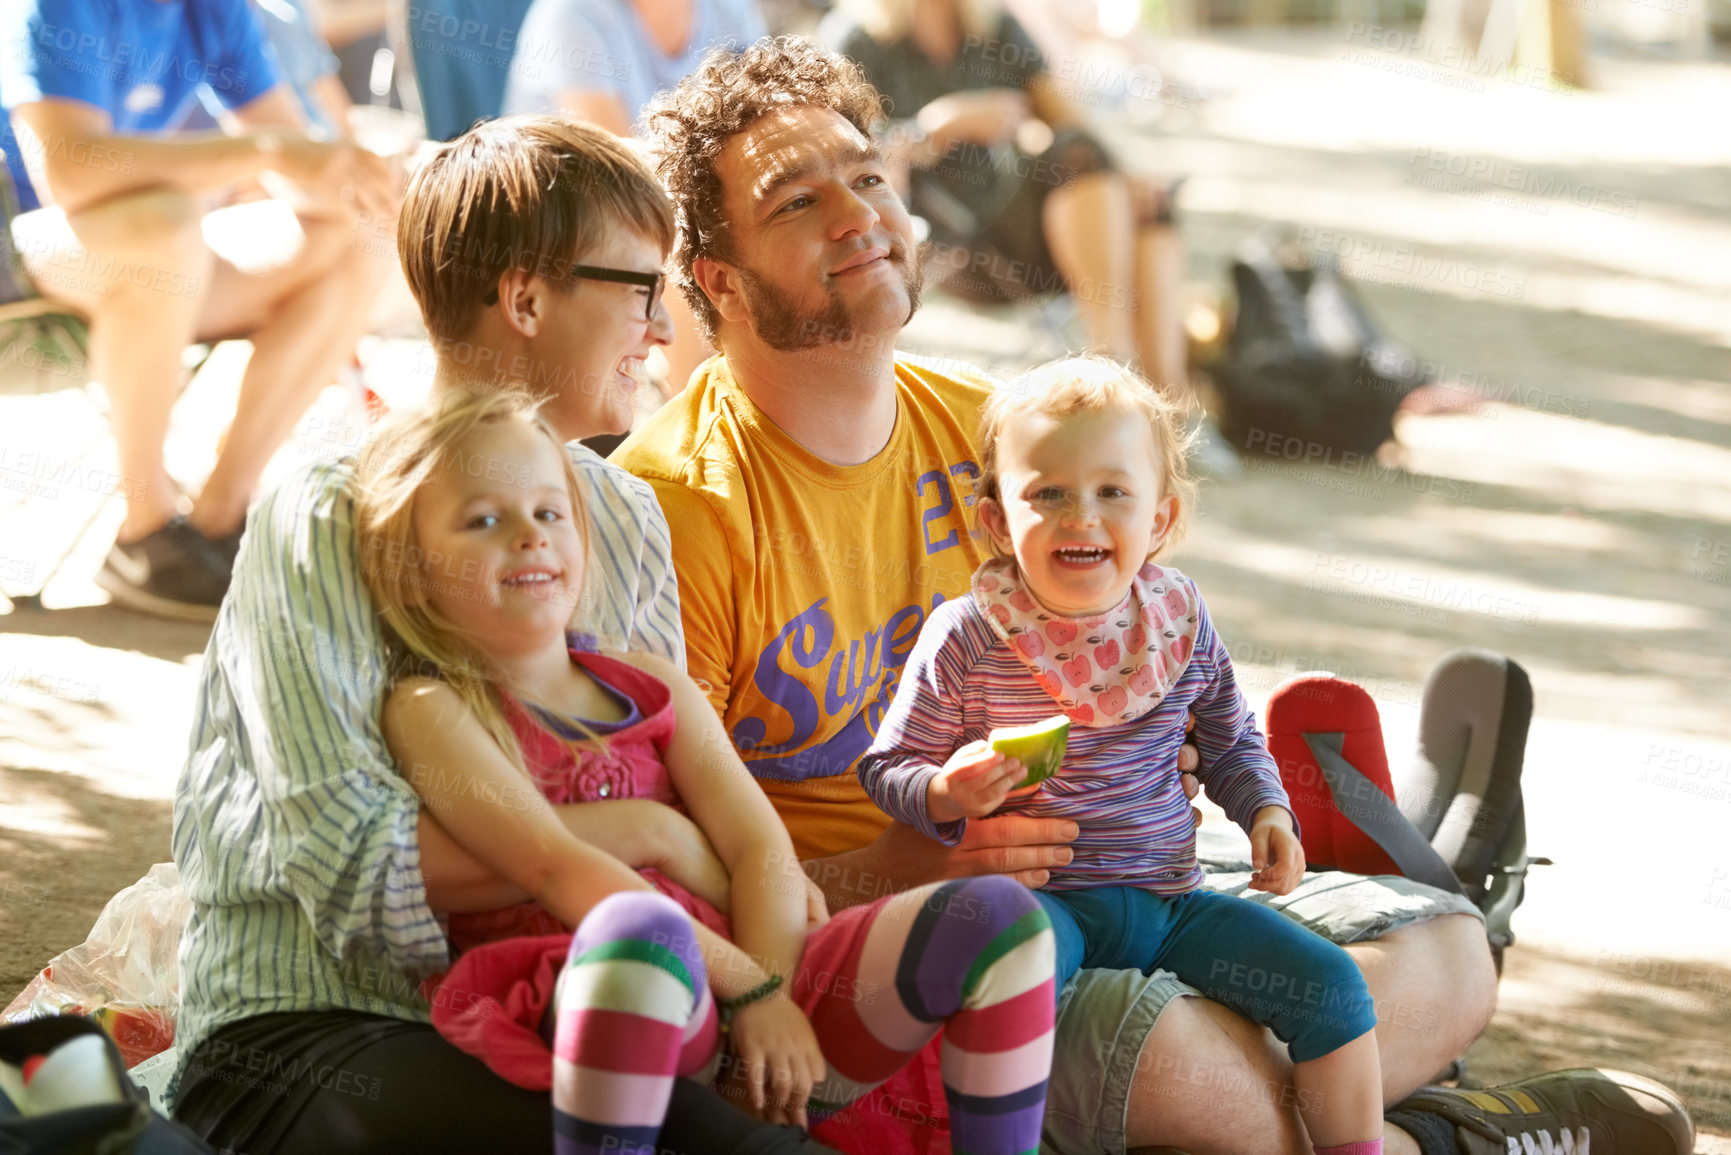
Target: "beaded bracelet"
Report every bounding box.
[717,973,784,1033]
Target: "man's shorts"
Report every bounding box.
[1039,868,1485,1155]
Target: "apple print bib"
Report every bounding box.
[971,556,1200,728]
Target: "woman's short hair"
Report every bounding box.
[398,116,674,347]
[978,356,1198,560]
[644,37,887,342]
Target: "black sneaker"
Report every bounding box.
[94,517,232,623]
[207,524,246,568]
[1395,1068,1694,1154]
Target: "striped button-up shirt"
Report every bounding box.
[168,445,682,1104]
[857,581,1291,894]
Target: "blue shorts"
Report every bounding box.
[1035,886,1378,1064]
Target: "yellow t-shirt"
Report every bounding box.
[613,354,993,860]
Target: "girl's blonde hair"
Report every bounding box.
[351,388,606,771]
[977,355,1198,560]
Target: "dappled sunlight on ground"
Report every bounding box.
[1,19,1727,1144]
[1397,406,1731,521]
[1464,946,1731,1143]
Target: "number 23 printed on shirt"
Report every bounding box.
[918,462,979,556]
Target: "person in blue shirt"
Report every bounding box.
[178,0,356,138]
[0,0,398,620]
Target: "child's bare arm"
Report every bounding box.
[618,654,826,1124]
[619,655,808,982]
[384,679,783,1061]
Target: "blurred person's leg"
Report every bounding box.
[13,190,212,542]
[14,192,385,539]
[1129,177,1191,408]
[1040,170,1141,367]
[12,188,390,616]
[1042,170,1192,404]
[191,197,394,538]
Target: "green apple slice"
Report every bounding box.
[990,714,1071,791]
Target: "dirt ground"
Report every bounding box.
[3,24,1729,1152]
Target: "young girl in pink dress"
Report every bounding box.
[350,388,1057,1155]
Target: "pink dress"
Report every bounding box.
[443,649,731,957]
[428,650,728,1088]
[425,650,952,1155]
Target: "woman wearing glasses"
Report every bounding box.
[503,0,771,403]
[168,117,835,1155]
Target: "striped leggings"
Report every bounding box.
[553,877,1055,1155]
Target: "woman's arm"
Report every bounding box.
[555,91,635,137]
[417,796,721,913]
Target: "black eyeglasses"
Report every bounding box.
[483,264,665,321]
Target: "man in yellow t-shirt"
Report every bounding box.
[614,36,1687,1155]
[618,348,994,861]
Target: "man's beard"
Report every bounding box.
[735,239,924,353]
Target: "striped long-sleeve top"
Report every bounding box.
[857,576,1292,894]
[168,445,683,1107]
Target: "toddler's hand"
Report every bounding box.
[1248,806,1305,896]
[929,740,1026,824]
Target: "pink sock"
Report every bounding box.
[1316,1143,1382,1155]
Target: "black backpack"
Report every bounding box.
[1212,232,1430,457]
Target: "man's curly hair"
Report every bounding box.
[643,36,888,342]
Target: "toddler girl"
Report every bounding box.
[858,357,1384,1155]
[349,388,1056,1155]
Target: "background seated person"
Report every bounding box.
[822,0,1191,406]
[0,0,397,620]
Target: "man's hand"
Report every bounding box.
[725,995,826,1129]
[928,739,1025,823]
[951,815,1077,887]
[1248,806,1304,895]
[879,815,1078,891]
[261,135,399,220]
[1179,710,1202,829]
[1178,709,1200,774]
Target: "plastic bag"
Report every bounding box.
[3,864,190,1068]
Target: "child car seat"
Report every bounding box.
[1264,649,1547,972]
